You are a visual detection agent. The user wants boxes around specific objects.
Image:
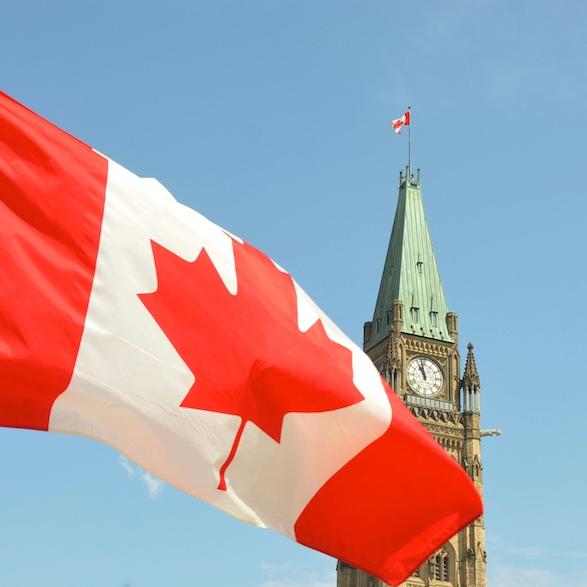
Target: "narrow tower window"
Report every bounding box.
[430,311,438,327]
[410,307,419,323]
[435,555,442,580]
[376,318,381,332]
[386,310,391,326]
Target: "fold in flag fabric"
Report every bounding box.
[0,91,482,586]
[392,109,411,134]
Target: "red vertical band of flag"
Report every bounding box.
[295,386,482,585]
[0,92,107,430]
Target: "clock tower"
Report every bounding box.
[336,169,487,587]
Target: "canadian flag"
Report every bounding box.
[0,91,481,585]
[392,109,411,134]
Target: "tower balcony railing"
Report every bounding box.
[404,394,454,412]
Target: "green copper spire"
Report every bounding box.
[368,169,452,349]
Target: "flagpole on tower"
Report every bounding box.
[391,107,412,176]
[408,106,412,178]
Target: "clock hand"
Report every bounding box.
[419,359,427,381]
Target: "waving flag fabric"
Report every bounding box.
[0,91,482,586]
[392,109,411,134]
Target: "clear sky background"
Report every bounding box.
[1,1,586,586]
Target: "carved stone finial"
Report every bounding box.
[386,328,401,369]
[446,311,458,337]
[461,341,481,392]
[382,326,401,388]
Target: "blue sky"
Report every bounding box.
[1,1,587,585]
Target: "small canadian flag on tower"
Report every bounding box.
[392,108,411,134]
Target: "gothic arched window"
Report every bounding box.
[433,549,451,581]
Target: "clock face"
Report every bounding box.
[407,357,444,397]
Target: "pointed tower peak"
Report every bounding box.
[366,169,451,350]
[462,342,480,391]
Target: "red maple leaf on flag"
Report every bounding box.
[139,238,364,490]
